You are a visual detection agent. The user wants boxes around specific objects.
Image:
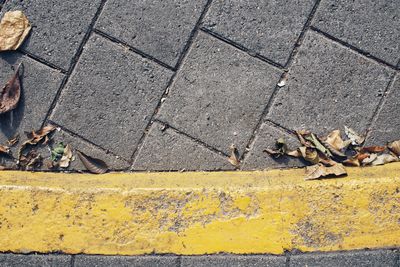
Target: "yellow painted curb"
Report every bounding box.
[0,163,399,255]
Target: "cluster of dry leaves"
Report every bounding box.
[264,126,400,180]
[0,124,109,174]
[0,11,109,174]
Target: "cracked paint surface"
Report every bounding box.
[0,164,399,255]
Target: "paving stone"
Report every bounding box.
[242,123,305,170]
[0,253,71,267]
[290,250,399,267]
[96,0,208,67]
[75,255,179,267]
[313,0,400,66]
[38,129,130,171]
[51,34,173,159]
[203,0,316,66]
[158,32,282,155]
[1,0,102,70]
[367,76,400,145]
[0,52,64,167]
[132,122,233,171]
[181,255,286,267]
[267,31,393,136]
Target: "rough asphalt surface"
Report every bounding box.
[0,0,399,266]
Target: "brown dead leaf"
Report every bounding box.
[361,153,378,165]
[59,144,73,168]
[360,146,386,153]
[19,150,41,170]
[286,149,301,157]
[298,146,319,164]
[24,124,56,145]
[7,134,19,146]
[371,153,399,166]
[343,157,361,167]
[228,144,240,167]
[0,11,31,51]
[318,152,337,166]
[77,150,108,174]
[344,126,365,146]
[0,144,10,154]
[264,138,288,158]
[305,163,347,180]
[356,153,370,162]
[0,63,21,114]
[388,140,400,157]
[324,130,345,150]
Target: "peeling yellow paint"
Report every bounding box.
[0,163,399,255]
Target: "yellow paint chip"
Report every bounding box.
[0,163,399,255]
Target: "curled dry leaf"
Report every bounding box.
[360,146,386,154]
[361,153,378,165]
[0,63,21,114]
[228,144,240,167]
[0,11,32,51]
[18,124,57,161]
[387,140,400,157]
[371,153,399,166]
[305,163,347,180]
[77,150,108,174]
[298,146,319,164]
[324,130,345,150]
[0,144,10,154]
[59,144,73,168]
[343,157,360,167]
[344,126,365,146]
[264,138,287,158]
[7,134,19,146]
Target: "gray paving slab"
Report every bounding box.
[0,253,71,267]
[96,0,208,68]
[1,0,103,70]
[203,0,317,66]
[367,75,400,145]
[267,31,393,136]
[181,255,286,267]
[132,122,233,171]
[242,123,305,170]
[289,250,399,267]
[51,34,173,159]
[74,255,179,267]
[313,0,400,66]
[158,31,282,156]
[39,128,130,171]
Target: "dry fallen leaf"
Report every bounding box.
[0,144,10,154]
[59,144,73,168]
[0,63,21,114]
[343,157,361,167]
[360,146,386,153]
[324,130,345,150]
[0,11,31,51]
[298,146,319,164]
[344,126,365,146]
[264,138,288,158]
[24,124,56,145]
[371,153,399,166]
[228,144,240,167]
[7,134,19,146]
[361,153,378,165]
[305,163,347,180]
[388,140,400,157]
[77,150,108,174]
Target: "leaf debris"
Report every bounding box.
[0,11,31,51]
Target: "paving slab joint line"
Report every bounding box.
[309,26,398,72]
[200,27,285,71]
[364,72,398,144]
[150,119,229,158]
[42,0,109,127]
[129,0,215,165]
[19,49,68,74]
[0,164,400,255]
[48,120,131,166]
[240,0,321,165]
[92,29,175,71]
